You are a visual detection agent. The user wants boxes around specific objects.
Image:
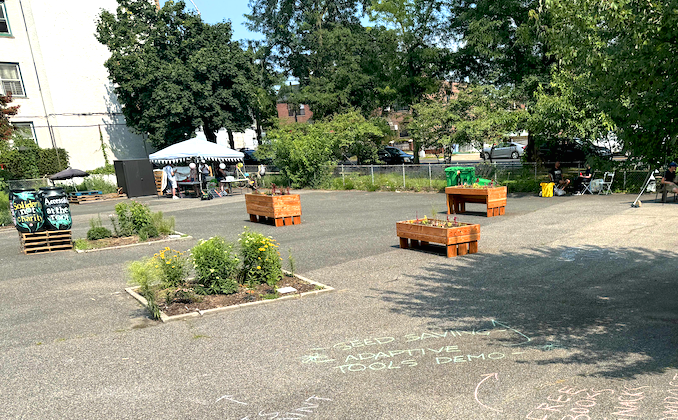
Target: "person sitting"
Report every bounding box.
[661,161,678,194]
[572,163,593,195]
[549,161,570,193]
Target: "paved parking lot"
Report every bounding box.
[1,190,676,419]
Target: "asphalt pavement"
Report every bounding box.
[0,190,676,419]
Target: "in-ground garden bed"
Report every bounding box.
[153,273,321,316]
[127,229,331,321]
[75,201,186,251]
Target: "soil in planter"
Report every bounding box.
[81,235,174,249]
[158,275,320,316]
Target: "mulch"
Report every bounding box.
[158,274,318,316]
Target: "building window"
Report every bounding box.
[287,104,305,117]
[12,122,36,143]
[0,1,10,35]
[0,63,25,96]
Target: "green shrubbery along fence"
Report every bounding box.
[263,162,655,194]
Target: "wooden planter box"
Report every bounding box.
[445,186,507,217]
[396,221,480,258]
[245,193,302,227]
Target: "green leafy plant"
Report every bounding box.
[86,215,112,240]
[191,237,240,295]
[239,228,282,287]
[150,211,175,236]
[153,247,189,288]
[0,191,11,226]
[287,248,295,277]
[73,238,91,250]
[114,201,154,237]
[127,258,162,320]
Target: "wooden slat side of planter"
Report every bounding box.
[396,222,480,245]
[245,194,302,220]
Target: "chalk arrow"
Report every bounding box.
[475,373,502,413]
[491,319,532,346]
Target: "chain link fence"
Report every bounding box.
[328,162,655,194]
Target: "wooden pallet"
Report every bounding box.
[19,230,73,254]
[69,192,127,204]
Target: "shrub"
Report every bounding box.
[191,237,239,294]
[114,201,152,236]
[71,174,118,194]
[239,228,282,287]
[138,224,159,241]
[87,226,112,240]
[150,211,175,236]
[0,191,11,226]
[153,247,188,288]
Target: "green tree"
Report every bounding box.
[0,94,19,143]
[266,110,387,186]
[368,0,453,162]
[547,0,678,164]
[96,0,256,149]
[446,0,553,160]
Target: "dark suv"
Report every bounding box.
[240,149,272,166]
[377,146,414,164]
[538,139,612,163]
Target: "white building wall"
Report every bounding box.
[1,0,148,170]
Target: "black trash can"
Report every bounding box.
[11,189,44,233]
[39,186,72,230]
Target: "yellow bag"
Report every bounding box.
[540,182,554,197]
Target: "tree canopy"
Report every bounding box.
[547,0,678,164]
[96,0,258,148]
[0,94,19,143]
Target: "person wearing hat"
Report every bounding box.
[661,162,678,194]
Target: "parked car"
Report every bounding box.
[240,149,272,166]
[538,139,612,163]
[481,142,526,160]
[378,146,414,164]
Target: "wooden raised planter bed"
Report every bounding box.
[445,186,507,217]
[396,221,480,258]
[245,193,302,227]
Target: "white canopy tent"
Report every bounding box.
[148,138,244,164]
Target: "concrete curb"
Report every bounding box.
[75,231,192,253]
[125,271,334,323]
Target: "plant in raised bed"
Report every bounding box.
[245,184,302,227]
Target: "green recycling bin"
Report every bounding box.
[475,177,493,186]
[445,166,476,186]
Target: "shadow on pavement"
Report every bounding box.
[377,245,678,379]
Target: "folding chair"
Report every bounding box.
[580,176,593,195]
[599,171,615,195]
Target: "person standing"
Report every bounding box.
[661,161,678,194]
[163,164,179,199]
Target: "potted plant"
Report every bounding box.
[245,184,302,227]
[396,215,480,258]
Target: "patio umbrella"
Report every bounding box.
[49,168,90,192]
[49,168,90,180]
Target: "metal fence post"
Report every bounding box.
[623,171,626,191]
[371,165,374,185]
[534,162,537,180]
[341,164,345,186]
[402,163,406,188]
[429,163,432,188]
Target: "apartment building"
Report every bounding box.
[0,0,148,170]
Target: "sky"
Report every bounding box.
[160,0,263,42]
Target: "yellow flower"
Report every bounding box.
[257,266,261,270]
[258,247,265,252]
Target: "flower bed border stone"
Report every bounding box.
[125,270,334,322]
